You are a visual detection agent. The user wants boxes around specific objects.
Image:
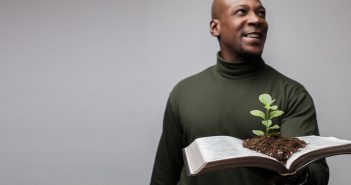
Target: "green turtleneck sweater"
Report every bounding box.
[150,55,329,185]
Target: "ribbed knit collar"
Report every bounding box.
[215,52,265,80]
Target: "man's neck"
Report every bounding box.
[219,51,262,63]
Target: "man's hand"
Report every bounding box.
[251,168,309,185]
[271,169,309,185]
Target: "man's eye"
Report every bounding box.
[257,10,266,18]
[236,9,246,15]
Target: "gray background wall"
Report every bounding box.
[0,0,350,184]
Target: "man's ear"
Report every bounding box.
[210,19,220,37]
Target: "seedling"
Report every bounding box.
[250,94,284,136]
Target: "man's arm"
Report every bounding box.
[279,84,329,185]
[150,99,184,185]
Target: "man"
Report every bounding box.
[150,0,329,184]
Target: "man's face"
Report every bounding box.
[212,0,268,59]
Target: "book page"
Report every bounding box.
[195,136,277,162]
[184,139,205,174]
[184,136,279,175]
[286,136,351,168]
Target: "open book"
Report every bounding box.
[183,135,351,176]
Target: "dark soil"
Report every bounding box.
[242,135,306,164]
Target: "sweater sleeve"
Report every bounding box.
[280,84,329,185]
[150,97,184,185]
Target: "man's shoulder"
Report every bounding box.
[265,65,308,93]
[169,66,215,96]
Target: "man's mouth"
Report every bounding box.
[243,32,263,39]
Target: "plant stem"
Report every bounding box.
[265,108,269,135]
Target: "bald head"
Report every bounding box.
[211,0,224,19]
[210,0,268,62]
[211,0,263,19]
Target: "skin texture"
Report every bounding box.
[210,0,268,63]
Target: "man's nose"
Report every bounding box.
[247,12,261,26]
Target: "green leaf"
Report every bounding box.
[270,124,280,129]
[253,130,264,136]
[261,120,268,127]
[259,94,272,106]
[250,110,265,119]
[270,99,276,105]
[270,110,284,119]
[271,105,278,110]
[262,120,272,127]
